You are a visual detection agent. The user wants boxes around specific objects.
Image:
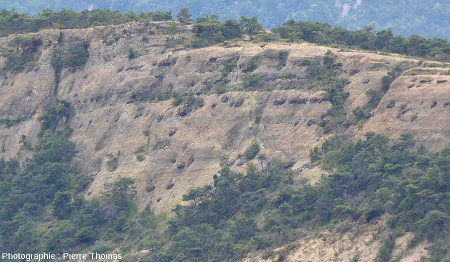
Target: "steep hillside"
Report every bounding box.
[0,21,448,260]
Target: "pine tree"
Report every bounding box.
[176,8,193,24]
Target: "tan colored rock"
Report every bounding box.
[350,74,450,151]
[243,221,429,262]
[0,22,448,221]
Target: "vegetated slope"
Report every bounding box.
[0,21,448,261]
[1,9,449,62]
[0,0,449,39]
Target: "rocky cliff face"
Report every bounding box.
[1,21,449,261]
[242,218,431,262]
[0,21,449,225]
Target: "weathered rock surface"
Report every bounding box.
[351,74,450,151]
[243,220,430,262]
[0,22,448,220]
[1,21,449,262]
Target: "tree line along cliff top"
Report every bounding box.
[0,0,448,39]
[0,8,449,64]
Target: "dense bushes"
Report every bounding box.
[1,36,42,74]
[0,101,76,252]
[0,9,171,36]
[63,42,90,68]
[191,14,266,47]
[0,101,144,254]
[273,20,450,62]
[242,73,263,90]
[128,48,139,59]
[176,94,204,116]
[0,0,448,40]
[51,41,89,71]
[302,51,350,133]
[1,8,447,62]
[164,22,182,48]
[51,41,89,88]
[145,133,449,261]
[244,143,260,160]
[0,102,448,260]
[191,16,243,47]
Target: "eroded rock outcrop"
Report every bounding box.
[0,21,448,217]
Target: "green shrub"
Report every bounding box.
[129,90,173,103]
[376,236,395,262]
[165,37,183,48]
[192,16,243,47]
[255,115,262,124]
[416,211,449,239]
[273,20,450,62]
[387,100,396,108]
[164,22,182,48]
[0,118,24,127]
[92,243,116,253]
[242,73,263,90]
[50,41,89,87]
[52,191,72,219]
[245,143,260,161]
[240,16,262,35]
[1,36,42,73]
[243,59,258,73]
[221,58,238,77]
[352,107,367,123]
[176,8,193,24]
[128,48,139,59]
[51,48,64,87]
[135,146,147,161]
[153,139,170,150]
[0,9,172,38]
[382,65,403,92]
[315,60,349,132]
[64,42,89,68]
[106,155,119,171]
[309,146,320,162]
[277,50,289,70]
[255,32,281,42]
[38,101,71,133]
[0,102,80,252]
[172,96,184,106]
[215,83,228,94]
[299,58,324,78]
[177,95,204,116]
